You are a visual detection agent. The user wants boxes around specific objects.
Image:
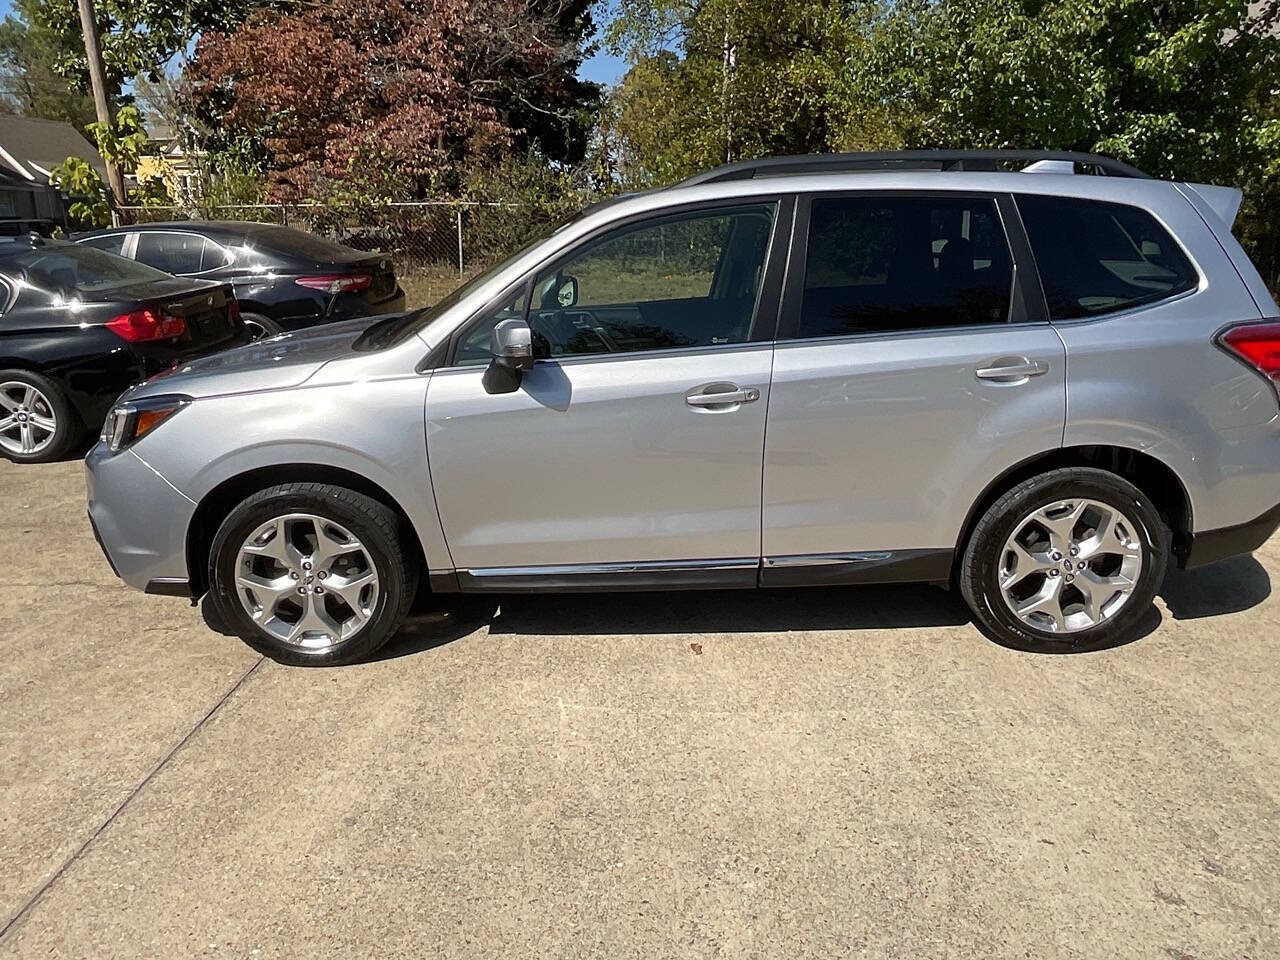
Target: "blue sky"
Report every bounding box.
[0,0,630,86]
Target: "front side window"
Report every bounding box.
[799,195,1014,338]
[134,232,205,275]
[527,203,775,358]
[1016,195,1198,320]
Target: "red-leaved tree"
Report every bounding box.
[190,0,596,201]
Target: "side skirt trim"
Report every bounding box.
[446,550,955,593]
[760,549,953,587]
[456,557,758,593]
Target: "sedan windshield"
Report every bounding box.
[6,243,172,294]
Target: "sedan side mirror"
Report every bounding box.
[483,317,534,395]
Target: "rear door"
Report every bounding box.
[424,199,789,585]
[760,191,1066,584]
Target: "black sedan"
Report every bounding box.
[76,222,406,339]
[0,234,249,463]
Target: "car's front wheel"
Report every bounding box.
[208,483,418,666]
[959,467,1168,652]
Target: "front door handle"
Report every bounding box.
[974,358,1049,382]
[686,385,760,407]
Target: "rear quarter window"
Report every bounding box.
[1016,195,1198,320]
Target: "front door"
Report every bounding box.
[760,192,1067,584]
[425,200,787,588]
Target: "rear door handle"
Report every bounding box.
[686,386,760,407]
[975,358,1049,382]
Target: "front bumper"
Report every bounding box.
[85,443,197,593]
[1182,501,1280,569]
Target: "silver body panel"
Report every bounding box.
[762,324,1067,556]
[84,167,1280,596]
[425,344,773,568]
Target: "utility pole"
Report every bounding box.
[75,0,126,207]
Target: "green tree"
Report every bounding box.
[853,0,1280,288]
[606,0,886,184]
[48,155,110,227]
[0,0,95,128]
[31,0,262,103]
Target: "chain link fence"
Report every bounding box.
[115,201,540,308]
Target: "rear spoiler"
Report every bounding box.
[1182,183,1242,229]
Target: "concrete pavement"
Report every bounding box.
[2,459,1278,958]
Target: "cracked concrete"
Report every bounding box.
[2,458,1279,958]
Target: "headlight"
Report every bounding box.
[100,395,190,453]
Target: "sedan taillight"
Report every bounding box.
[106,308,185,342]
[1219,320,1280,381]
[295,275,372,295]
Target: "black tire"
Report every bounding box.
[0,368,83,464]
[241,312,283,340]
[208,482,418,666]
[959,467,1168,652]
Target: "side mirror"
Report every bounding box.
[556,275,579,308]
[484,317,534,394]
[492,317,534,371]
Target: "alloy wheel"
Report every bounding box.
[0,381,58,457]
[998,497,1144,634]
[235,513,380,649]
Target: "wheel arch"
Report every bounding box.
[186,463,427,597]
[954,445,1194,573]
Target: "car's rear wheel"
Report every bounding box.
[241,312,283,340]
[0,370,82,464]
[959,467,1168,652]
[208,483,417,666]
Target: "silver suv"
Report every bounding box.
[86,151,1280,665]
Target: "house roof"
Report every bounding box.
[0,114,109,184]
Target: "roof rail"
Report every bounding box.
[678,150,1153,187]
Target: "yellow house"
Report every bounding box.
[137,124,204,203]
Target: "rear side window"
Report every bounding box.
[799,195,1014,337]
[1016,195,1198,320]
[78,234,126,255]
[135,232,205,275]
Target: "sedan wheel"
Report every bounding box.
[0,371,80,463]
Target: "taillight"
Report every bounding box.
[1219,321,1280,381]
[105,308,185,342]
[228,298,242,324]
[295,275,372,295]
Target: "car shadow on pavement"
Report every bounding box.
[1159,554,1271,620]
[204,553,1272,664]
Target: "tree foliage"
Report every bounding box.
[48,155,110,227]
[605,0,1280,287]
[0,0,95,128]
[29,0,261,103]
[188,0,600,202]
[607,0,884,185]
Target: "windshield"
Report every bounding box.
[6,243,172,294]
[351,232,554,352]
